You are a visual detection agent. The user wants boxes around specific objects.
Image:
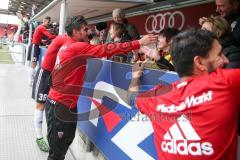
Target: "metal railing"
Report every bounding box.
[0,40,28,65]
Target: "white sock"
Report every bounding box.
[29,68,35,82]
[34,109,44,139]
[32,67,36,79]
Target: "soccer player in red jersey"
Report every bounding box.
[45,15,157,160]
[129,28,240,160]
[28,16,56,85]
[31,34,69,152]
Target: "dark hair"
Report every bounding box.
[170,28,217,77]
[96,22,107,31]
[159,28,180,43]
[65,16,87,36]
[45,16,51,22]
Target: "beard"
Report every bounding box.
[207,62,216,73]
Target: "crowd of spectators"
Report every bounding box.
[26,0,240,159]
[84,0,240,74]
[24,0,240,72]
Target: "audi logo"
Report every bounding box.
[145,11,185,33]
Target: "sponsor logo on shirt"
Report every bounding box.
[157,91,213,113]
[161,114,214,156]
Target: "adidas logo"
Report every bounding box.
[161,115,214,156]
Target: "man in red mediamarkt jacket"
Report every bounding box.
[45,15,157,160]
[28,16,56,85]
[129,29,240,160]
[31,34,69,152]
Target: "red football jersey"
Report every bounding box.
[41,34,69,71]
[136,69,240,160]
[48,38,140,109]
[32,24,56,45]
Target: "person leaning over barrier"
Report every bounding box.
[27,16,56,86]
[44,15,157,160]
[127,28,240,160]
[31,34,69,152]
[140,27,179,71]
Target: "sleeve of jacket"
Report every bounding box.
[41,26,56,40]
[156,57,175,71]
[224,45,240,68]
[232,20,240,44]
[71,40,140,58]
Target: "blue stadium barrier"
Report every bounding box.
[77,59,179,160]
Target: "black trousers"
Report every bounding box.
[45,98,77,160]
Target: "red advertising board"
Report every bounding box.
[127,2,216,34]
